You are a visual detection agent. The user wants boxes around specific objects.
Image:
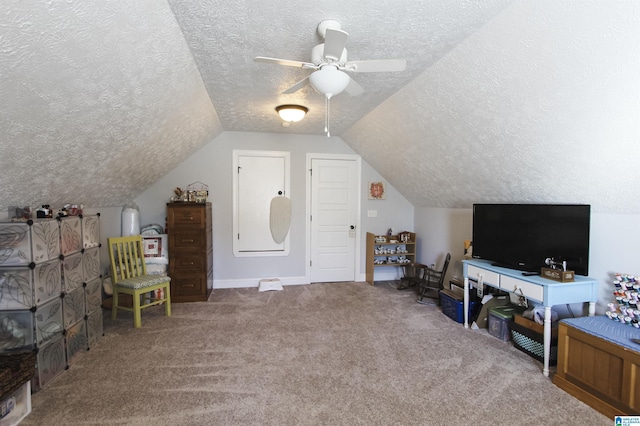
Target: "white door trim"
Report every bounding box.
[232,149,291,257]
[305,153,362,283]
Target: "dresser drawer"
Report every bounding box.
[501,275,544,302]
[467,264,500,287]
[170,230,207,249]
[171,274,206,297]
[170,255,206,272]
[168,206,206,227]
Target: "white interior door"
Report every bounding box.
[233,150,290,256]
[310,157,358,282]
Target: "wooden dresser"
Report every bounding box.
[167,202,213,302]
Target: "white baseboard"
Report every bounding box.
[370,269,402,281]
[213,272,399,289]
[213,276,309,289]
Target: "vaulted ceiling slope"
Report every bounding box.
[0,1,222,213]
[1,1,638,215]
[344,1,640,214]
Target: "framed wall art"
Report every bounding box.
[368,181,385,200]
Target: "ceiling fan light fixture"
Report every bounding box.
[275,104,308,123]
[309,67,350,97]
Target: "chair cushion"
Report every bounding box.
[115,274,171,289]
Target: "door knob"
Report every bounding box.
[350,225,355,230]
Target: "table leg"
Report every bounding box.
[543,306,551,377]
[588,302,596,316]
[464,276,469,329]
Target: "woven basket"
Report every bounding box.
[509,320,558,366]
[0,351,36,401]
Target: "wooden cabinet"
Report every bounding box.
[167,203,212,302]
[553,317,640,417]
[365,232,416,285]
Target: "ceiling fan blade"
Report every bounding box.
[345,78,364,96]
[282,76,310,94]
[323,28,348,61]
[254,56,315,69]
[345,59,407,73]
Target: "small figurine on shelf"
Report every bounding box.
[36,204,52,218]
[398,232,412,243]
[8,206,32,221]
[375,235,387,244]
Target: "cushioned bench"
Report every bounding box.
[553,316,640,417]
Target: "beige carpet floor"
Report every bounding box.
[21,281,609,425]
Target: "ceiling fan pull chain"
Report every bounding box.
[325,95,330,137]
[324,95,328,136]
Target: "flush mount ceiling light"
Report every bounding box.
[275,104,308,123]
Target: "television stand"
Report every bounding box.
[462,259,598,377]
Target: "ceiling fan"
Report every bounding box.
[255,20,406,136]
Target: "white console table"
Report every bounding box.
[462,259,598,377]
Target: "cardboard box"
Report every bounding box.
[513,314,558,336]
[471,294,511,329]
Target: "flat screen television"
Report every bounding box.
[472,204,591,276]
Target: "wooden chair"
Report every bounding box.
[107,235,171,328]
[416,253,451,305]
[397,263,428,290]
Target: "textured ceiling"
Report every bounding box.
[1,0,638,214]
[167,0,514,136]
[344,0,640,213]
[0,0,222,213]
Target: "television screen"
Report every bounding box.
[472,204,591,276]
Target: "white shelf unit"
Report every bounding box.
[0,214,104,392]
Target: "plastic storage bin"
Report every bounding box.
[439,289,478,323]
[488,305,522,342]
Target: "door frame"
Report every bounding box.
[305,153,362,283]
[232,149,291,257]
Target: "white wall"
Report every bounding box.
[134,131,413,288]
[0,131,413,288]
[414,207,472,285]
[414,207,640,315]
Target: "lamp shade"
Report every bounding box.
[276,105,308,122]
[309,66,350,97]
